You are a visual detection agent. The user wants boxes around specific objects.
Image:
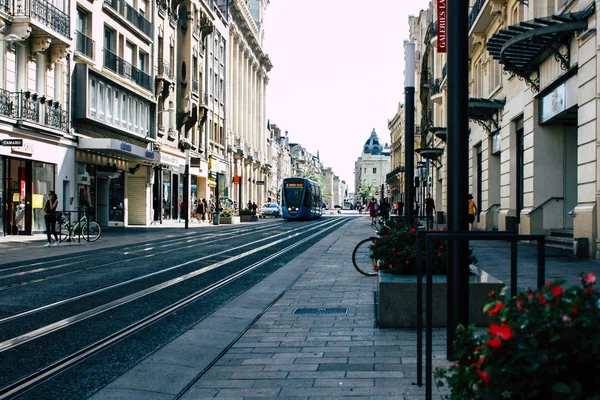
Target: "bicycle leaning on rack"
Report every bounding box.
[57,207,102,242]
[352,217,393,276]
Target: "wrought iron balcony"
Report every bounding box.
[169,11,177,28]
[431,78,443,95]
[429,22,437,38]
[14,0,70,38]
[468,0,485,31]
[75,30,94,59]
[104,0,152,37]
[192,78,199,93]
[156,59,174,80]
[0,89,68,132]
[0,0,10,14]
[104,48,152,91]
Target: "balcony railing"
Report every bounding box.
[0,89,68,132]
[104,48,152,91]
[156,59,174,80]
[429,22,437,38]
[14,0,70,37]
[431,78,443,95]
[0,0,10,14]
[104,0,152,37]
[192,78,199,93]
[468,0,485,31]
[75,30,94,59]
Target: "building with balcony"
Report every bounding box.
[354,129,391,205]
[0,0,74,235]
[71,0,156,227]
[218,0,272,208]
[387,102,406,206]
[266,123,291,203]
[409,0,597,257]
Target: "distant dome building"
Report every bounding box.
[354,129,391,204]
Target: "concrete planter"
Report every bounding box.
[241,215,258,222]
[219,216,240,225]
[377,267,503,328]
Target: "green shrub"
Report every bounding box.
[239,208,253,216]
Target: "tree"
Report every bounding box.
[299,171,330,200]
[358,181,376,203]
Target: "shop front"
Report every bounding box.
[151,151,186,223]
[1,136,75,236]
[77,138,159,227]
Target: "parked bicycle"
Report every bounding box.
[57,207,102,242]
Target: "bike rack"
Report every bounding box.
[414,231,546,400]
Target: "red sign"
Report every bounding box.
[375,191,379,196]
[437,0,447,53]
[387,190,391,194]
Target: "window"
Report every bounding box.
[121,94,127,128]
[489,59,501,93]
[104,26,114,52]
[106,87,112,123]
[139,51,148,73]
[113,90,120,124]
[373,167,377,174]
[90,79,96,116]
[98,82,105,120]
[77,9,89,34]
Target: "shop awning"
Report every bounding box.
[78,138,159,164]
[487,7,593,91]
[468,98,505,135]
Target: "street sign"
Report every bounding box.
[375,191,379,196]
[1,139,23,146]
[255,180,265,185]
[387,189,391,194]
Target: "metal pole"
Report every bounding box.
[416,232,423,386]
[510,239,518,297]
[404,42,415,228]
[184,150,189,229]
[446,0,470,357]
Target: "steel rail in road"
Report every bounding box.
[0,218,348,399]
[0,220,331,324]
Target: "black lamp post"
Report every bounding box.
[404,42,415,227]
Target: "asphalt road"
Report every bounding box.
[0,216,352,399]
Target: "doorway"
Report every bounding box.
[564,127,577,229]
[97,176,109,226]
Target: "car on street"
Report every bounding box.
[259,203,281,218]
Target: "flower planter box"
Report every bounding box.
[240,215,258,222]
[377,266,503,328]
[219,216,240,224]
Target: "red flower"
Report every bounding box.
[572,307,578,314]
[409,228,416,233]
[442,226,448,231]
[396,252,401,256]
[477,369,490,387]
[538,294,548,305]
[550,286,564,297]
[585,272,597,285]
[489,323,513,340]
[439,245,444,250]
[516,295,526,312]
[546,281,553,288]
[487,337,502,349]
[489,290,495,297]
[405,260,409,264]
[487,302,504,315]
[437,253,441,257]
[471,356,485,368]
[527,291,535,300]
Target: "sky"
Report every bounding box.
[263,0,431,193]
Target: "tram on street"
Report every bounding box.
[281,177,322,220]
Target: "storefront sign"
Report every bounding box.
[1,139,23,146]
[144,150,155,160]
[120,142,133,152]
[437,0,447,53]
[11,140,35,155]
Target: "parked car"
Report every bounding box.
[259,203,281,218]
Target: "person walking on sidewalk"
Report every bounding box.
[366,197,378,223]
[468,193,478,231]
[43,191,59,247]
[196,199,205,223]
[207,200,214,223]
[425,193,435,230]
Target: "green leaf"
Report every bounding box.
[499,287,507,297]
[552,382,571,394]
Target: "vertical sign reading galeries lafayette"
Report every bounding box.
[437,0,447,53]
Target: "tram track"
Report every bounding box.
[0,218,348,399]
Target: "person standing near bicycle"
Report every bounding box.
[366,197,378,223]
[43,191,59,247]
[379,198,391,220]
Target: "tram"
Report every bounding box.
[281,177,322,220]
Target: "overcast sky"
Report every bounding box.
[263,0,431,192]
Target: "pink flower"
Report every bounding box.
[562,315,571,323]
[585,272,596,285]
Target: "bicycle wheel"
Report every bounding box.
[57,223,71,243]
[81,221,101,242]
[352,237,378,276]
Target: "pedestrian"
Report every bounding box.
[251,201,258,215]
[233,201,238,211]
[202,198,208,222]
[247,200,252,211]
[196,199,205,223]
[398,200,404,217]
[379,198,390,220]
[207,199,214,223]
[366,197,378,223]
[43,191,59,247]
[468,194,478,231]
[425,193,436,230]
[357,202,362,214]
